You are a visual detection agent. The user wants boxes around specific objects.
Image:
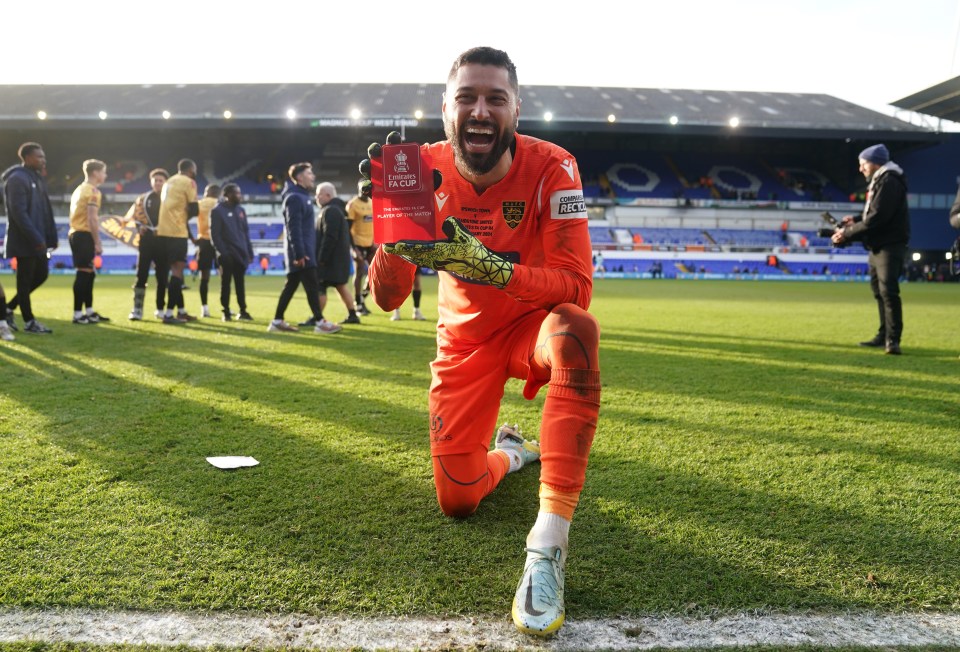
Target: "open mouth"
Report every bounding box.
[464,124,496,151]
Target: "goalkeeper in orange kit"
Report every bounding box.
[361,47,600,637]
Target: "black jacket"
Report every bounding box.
[950,185,960,230]
[210,200,254,265]
[2,164,57,258]
[843,162,910,252]
[316,197,352,283]
[281,181,316,269]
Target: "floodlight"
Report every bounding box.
[286,109,297,120]
[162,110,171,120]
[669,115,679,125]
[350,108,362,120]
[912,252,922,261]
[607,114,616,123]
[729,117,740,128]
[37,111,47,120]
[223,110,233,119]
[98,111,108,120]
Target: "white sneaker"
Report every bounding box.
[413,308,426,321]
[390,309,401,321]
[0,322,14,342]
[128,309,143,321]
[267,320,299,333]
[201,305,211,318]
[314,319,342,334]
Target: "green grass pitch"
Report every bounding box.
[1,274,958,617]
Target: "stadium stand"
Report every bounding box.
[0,80,953,279]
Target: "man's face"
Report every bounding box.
[151,175,167,193]
[23,148,46,173]
[297,168,316,191]
[859,159,881,180]
[224,187,241,205]
[443,63,519,177]
[92,168,107,185]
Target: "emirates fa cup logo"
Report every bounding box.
[393,150,409,174]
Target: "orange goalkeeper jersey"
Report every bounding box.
[371,133,593,345]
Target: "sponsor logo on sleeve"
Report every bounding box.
[550,190,587,219]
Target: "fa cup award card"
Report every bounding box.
[371,142,437,244]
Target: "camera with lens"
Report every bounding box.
[818,211,849,248]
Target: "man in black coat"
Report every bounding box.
[3,142,58,334]
[832,144,910,355]
[210,183,254,321]
[315,182,360,325]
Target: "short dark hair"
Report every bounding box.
[83,159,106,176]
[288,161,312,181]
[178,158,196,173]
[149,168,169,180]
[18,142,42,161]
[448,46,518,96]
[222,183,240,196]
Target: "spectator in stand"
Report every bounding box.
[210,183,254,321]
[3,142,58,334]
[260,255,269,275]
[831,144,910,355]
[315,182,359,325]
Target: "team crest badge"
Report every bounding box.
[502,201,525,229]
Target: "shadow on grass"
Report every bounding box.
[0,323,538,615]
[1,288,957,617]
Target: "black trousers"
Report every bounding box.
[868,244,907,343]
[274,267,321,321]
[134,232,169,311]
[219,256,247,313]
[8,255,49,323]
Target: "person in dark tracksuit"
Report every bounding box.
[210,183,254,322]
[3,142,58,334]
[268,162,337,334]
[127,168,170,320]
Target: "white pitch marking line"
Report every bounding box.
[2,609,960,650]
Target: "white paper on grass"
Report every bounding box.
[206,456,259,469]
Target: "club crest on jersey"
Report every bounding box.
[502,201,525,229]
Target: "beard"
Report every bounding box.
[444,117,516,177]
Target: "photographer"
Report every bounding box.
[831,144,910,355]
[950,185,960,230]
[950,185,960,279]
